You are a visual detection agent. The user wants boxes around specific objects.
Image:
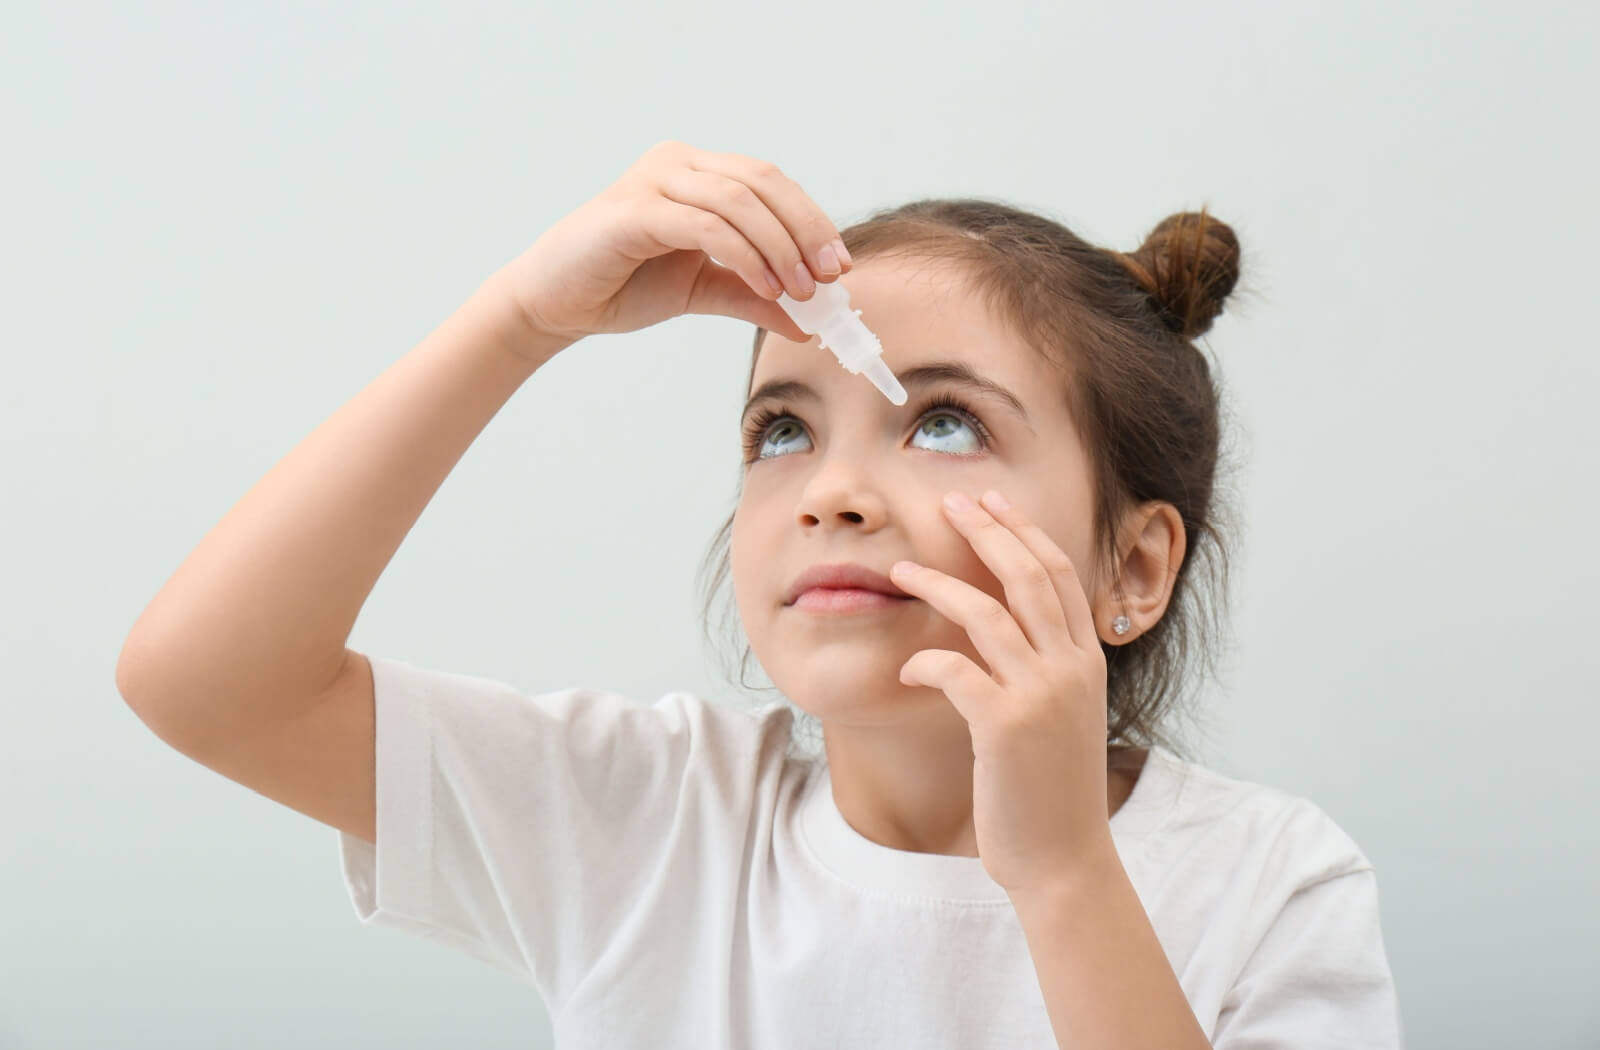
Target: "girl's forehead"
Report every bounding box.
[753,312,1042,403]
[755,261,1027,373]
[833,255,984,320]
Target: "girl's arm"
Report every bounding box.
[115,269,569,753]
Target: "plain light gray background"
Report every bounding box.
[4,1,1595,1047]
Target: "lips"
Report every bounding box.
[784,562,913,605]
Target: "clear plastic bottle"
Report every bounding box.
[776,282,906,405]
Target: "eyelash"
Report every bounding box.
[739,392,995,463]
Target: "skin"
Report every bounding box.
[730,255,1186,858]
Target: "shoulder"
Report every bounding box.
[1149,748,1377,885]
[366,654,800,773]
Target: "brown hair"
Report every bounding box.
[696,198,1246,767]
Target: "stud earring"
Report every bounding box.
[1111,615,1131,636]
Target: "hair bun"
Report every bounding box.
[1113,208,1240,340]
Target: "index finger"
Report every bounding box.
[977,490,1101,654]
[686,148,851,286]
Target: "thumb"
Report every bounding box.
[685,263,812,344]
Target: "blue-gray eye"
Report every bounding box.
[741,393,994,463]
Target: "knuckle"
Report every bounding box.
[719,179,756,209]
[750,158,782,179]
[1019,561,1053,591]
[977,597,1011,628]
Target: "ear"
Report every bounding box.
[1096,502,1187,644]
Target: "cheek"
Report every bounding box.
[940,535,998,585]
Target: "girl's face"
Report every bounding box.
[731,257,1109,730]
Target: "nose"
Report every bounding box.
[795,461,889,531]
[779,398,908,530]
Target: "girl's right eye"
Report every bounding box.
[740,405,808,462]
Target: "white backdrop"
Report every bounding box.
[4,1,1595,1047]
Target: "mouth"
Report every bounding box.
[784,562,914,605]
[789,587,916,615]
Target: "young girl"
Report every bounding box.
[117,140,1404,1048]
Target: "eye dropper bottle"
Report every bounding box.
[776,281,906,405]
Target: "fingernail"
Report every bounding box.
[833,238,852,267]
[982,490,1010,511]
[816,243,841,275]
[764,267,784,296]
[793,261,816,296]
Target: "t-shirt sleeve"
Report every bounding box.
[1211,804,1407,1049]
[335,653,770,1008]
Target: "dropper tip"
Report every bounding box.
[864,357,907,405]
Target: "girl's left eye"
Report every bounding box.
[739,394,994,463]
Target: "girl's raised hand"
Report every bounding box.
[496,140,850,350]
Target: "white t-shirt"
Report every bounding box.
[339,655,1405,1048]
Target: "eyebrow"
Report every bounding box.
[741,360,1035,434]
